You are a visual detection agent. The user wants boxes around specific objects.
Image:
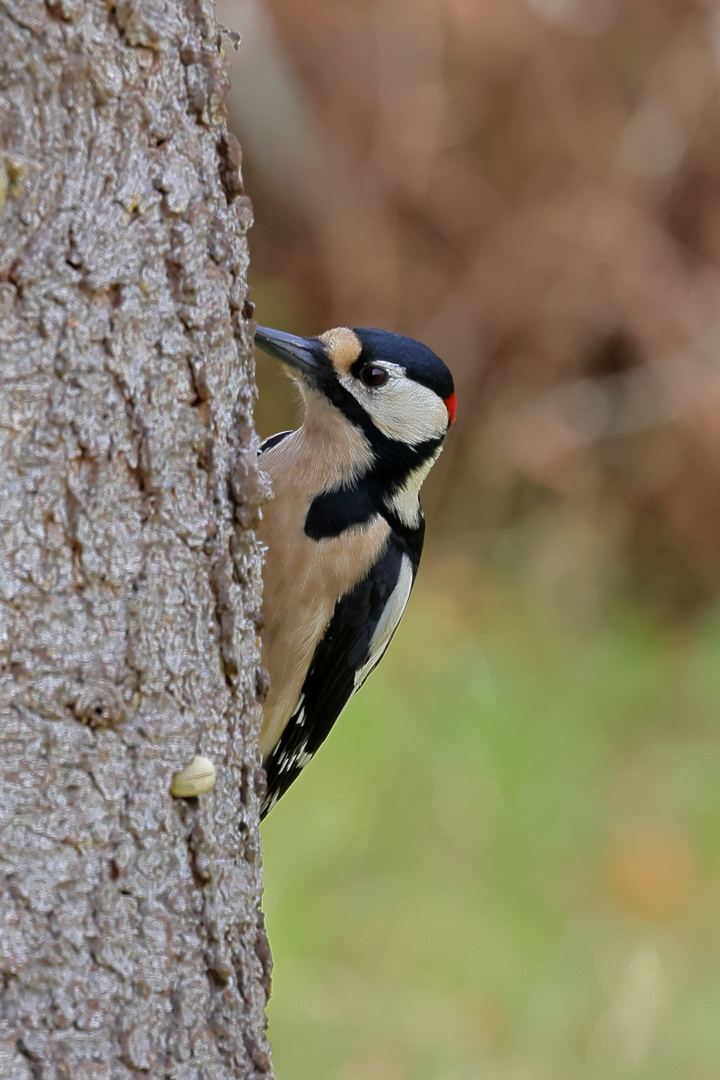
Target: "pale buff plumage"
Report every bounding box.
[257,385,390,759]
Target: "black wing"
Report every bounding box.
[260,430,293,454]
[261,530,418,818]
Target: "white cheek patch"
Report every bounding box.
[338,364,448,445]
[354,555,414,688]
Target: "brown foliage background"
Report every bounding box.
[222,0,720,616]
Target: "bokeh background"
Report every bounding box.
[218,1,720,1076]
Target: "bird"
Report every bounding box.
[254,324,456,818]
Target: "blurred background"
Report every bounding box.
[218,1,720,1076]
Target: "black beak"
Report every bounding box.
[254,326,326,381]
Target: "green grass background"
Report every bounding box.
[261,556,720,1080]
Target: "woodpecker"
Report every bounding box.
[255,325,456,818]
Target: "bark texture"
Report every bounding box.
[0,2,272,1076]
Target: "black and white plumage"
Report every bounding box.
[255,325,455,818]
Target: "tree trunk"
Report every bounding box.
[0,2,272,1076]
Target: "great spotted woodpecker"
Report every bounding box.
[255,325,456,818]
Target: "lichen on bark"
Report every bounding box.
[0,1,272,1076]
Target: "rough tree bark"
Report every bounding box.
[0,2,273,1077]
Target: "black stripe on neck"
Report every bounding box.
[304,483,424,569]
[304,436,439,552]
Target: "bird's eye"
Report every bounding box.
[359,364,388,388]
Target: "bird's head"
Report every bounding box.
[255,325,455,448]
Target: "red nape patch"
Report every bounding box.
[444,392,457,425]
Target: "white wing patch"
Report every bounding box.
[273,696,308,774]
[354,554,414,688]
